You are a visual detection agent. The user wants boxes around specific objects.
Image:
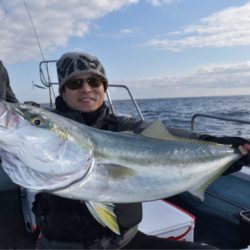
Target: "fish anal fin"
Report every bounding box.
[189,163,232,201]
[141,119,176,140]
[86,201,120,235]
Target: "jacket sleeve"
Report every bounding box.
[113,116,149,132]
[0,61,7,101]
[0,61,18,103]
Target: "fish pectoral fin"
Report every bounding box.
[85,201,120,235]
[102,164,136,180]
[141,119,176,140]
[189,163,232,200]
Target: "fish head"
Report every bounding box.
[0,101,94,190]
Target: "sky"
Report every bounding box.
[1,0,250,103]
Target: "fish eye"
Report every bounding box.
[31,116,46,127]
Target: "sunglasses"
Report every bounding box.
[64,77,106,90]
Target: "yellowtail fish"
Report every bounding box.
[0,101,242,234]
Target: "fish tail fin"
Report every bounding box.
[85,201,120,235]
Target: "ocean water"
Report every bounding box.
[110,95,250,138]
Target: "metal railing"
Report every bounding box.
[39,60,58,87]
[107,84,144,121]
[191,113,250,131]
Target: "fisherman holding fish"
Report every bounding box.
[0,61,18,103]
[21,52,248,249]
[0,52,250,249]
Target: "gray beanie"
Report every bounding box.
[57,52,108,93]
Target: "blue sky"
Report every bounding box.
[2,0,250,103]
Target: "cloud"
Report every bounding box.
[143,2,250,51]
[0,0,138,63]
[146,0,179,7]
[120,28,135,35]
[96,26,140,39]
[112,61,250,93]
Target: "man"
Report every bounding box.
[33,52,250,249]
[0,61,18,103]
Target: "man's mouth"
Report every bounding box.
[78,96,96,102]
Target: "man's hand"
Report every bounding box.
[239,143,250,156]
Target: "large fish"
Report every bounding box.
[0,100,243,201]
[0,100,244,233]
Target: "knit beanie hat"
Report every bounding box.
[57,52,108,94]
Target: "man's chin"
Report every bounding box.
[78,104,97,113]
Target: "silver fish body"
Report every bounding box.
[0,101,242,203]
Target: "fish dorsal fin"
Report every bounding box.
[189,162,232,200]
[141,119,176,140]
[85,201,120,235]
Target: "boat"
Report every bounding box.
[0,60,250,249]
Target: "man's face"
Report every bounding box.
[62,73,105,113]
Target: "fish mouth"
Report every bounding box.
[0,102,10,128]
[0,110,8,128]
[0,101,7,116]
[0,102,18,129]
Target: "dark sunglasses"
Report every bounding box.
[64,77,106,90]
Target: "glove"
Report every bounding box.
[199,135,250,175]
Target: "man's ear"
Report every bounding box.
[61,92,65,101]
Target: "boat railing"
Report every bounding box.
[107,84,144,121]
[191,113,250,131]
[39,60,144,121]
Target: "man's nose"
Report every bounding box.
[79,82,91,91]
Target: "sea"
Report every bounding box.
[109,95,250,138]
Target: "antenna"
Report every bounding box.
[23,0,53,107]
